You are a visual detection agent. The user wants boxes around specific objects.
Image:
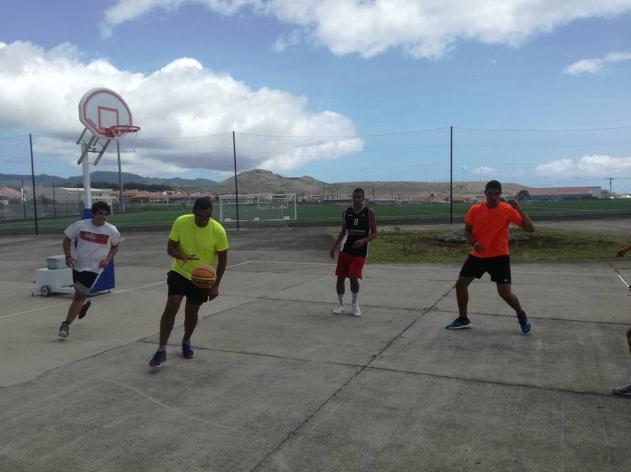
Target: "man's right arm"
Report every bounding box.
[617,244,631,257]
[464,221,484,253]
[62,236,75,268]
[330,225,347,258]
[464,223,474,245]
[167,239,198,262]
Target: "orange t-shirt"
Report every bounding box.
[465,202,523,258]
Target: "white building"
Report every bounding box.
[37,187,117,206]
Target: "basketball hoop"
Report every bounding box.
[105,125,140,139]
[76,88,141,211]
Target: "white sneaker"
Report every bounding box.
[333,305,345,315]
[352,304,362,317]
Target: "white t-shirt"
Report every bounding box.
[64,220,121,273]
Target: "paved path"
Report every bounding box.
[1,230,630,471]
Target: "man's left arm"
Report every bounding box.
[366,208,378,242]
[508,200,534,233]
[209,250,227,300]
[99,244,119,268]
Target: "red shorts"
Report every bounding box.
[335,251,366,279]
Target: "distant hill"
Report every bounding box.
[211,169,526,199]
[0,173,67,187]
[1,169,526,198]
[211,169,326,195]
[0,171,216,191]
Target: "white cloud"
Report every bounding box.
[272,28,304,53]
[101,0,631,59]
[471,166,496,176]
[535,154,631,176]
[0,40,362,176]
[563,51,631,75]
[100,0,262,37]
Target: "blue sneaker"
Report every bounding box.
[446,318,471,330]
[517,312,532,334]
[149,349,167,368]
[612,383,631,397]
[182,343,195,359]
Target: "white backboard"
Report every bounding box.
[78,88,133,138]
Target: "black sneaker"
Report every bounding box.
[58,321,70,338]
[78,300,92,320]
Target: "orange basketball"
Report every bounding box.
[191,265,216,289]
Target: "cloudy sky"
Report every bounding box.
[1,0,630,189]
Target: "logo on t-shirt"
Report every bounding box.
[79,231,110,245]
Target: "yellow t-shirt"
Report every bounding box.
[169,214,229,280]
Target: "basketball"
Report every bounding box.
[191,265,216,289]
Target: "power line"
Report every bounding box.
[454,125,631,132]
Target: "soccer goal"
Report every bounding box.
[218,193,297,223]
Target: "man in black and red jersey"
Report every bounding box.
[329,188,377,317]
[58,201,121,338]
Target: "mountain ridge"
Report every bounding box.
[0,168,526,197]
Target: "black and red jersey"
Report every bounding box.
[342,206,371,257]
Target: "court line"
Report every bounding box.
[0,301,70,320]
[112,280,166,294]
[0,260,256,321]
[102,378,237,432]
[617,274,630,289]
[235,259,621,278]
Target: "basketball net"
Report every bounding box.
[107,125,141,153]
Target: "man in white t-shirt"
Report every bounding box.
[58,201,121,338]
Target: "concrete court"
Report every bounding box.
[0,228,630,472]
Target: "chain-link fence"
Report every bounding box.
[1,126,630,233]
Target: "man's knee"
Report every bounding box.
[163,296,182,316]
[456,277,471,290]
[496,284,512,298]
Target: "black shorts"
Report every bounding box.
[459,255,512,284]
[167,270,208,306]
[73,270,99,294]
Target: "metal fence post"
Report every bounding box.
[29,134,39,235]
[232,131,240,230]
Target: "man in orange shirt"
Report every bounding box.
[446,180,535,333]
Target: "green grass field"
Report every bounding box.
[1,199,630,232]
[366,228,627,264]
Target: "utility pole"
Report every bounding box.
[449,125,453,224]
[117,140,125,212]
[21,179,26,219]
[608,177,614,199]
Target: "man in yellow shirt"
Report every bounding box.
[150,197,229,368]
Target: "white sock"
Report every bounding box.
[337,293,344,306]
[351,292,358,306]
